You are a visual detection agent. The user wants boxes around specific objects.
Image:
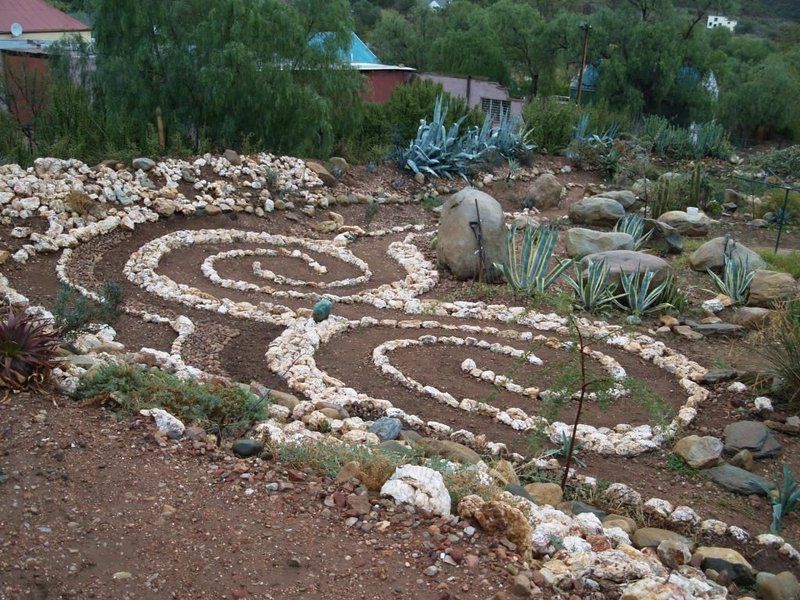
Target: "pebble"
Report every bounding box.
[424,565,439,577]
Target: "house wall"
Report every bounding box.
[362,70,414,103]
[418,73,522,117]
[0,31,91,42]
[1,51,50,123]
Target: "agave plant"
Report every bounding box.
[495,224,572,295]
[708,253,754,305]
[759,464,800,534]
[399,95,496,180]
[488,109,535,159]
[613,214,652,250]
[615,269,672,316]
[0,308,60,389]
[564,259,622,312]
[542,431,586,468]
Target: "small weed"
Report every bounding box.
[420,194,443,211]
[666,453,700,476]
[364,202,380,226]
[714,495,757,520]
[626,376,675,431]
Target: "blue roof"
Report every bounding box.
[309,32,381,65]
[570,64,599,90]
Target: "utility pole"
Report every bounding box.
[576,22,592,107]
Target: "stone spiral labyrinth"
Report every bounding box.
[51,217,711,461]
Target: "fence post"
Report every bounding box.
[774,187,790,253]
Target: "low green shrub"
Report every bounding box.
[758,249,800,279]
[75,364,266,437]
[751,145,800,180]
[53,282,122,339]
[522,99,580,153]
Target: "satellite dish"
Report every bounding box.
[10,23,24,37]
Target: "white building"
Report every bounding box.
[707,15,737,31]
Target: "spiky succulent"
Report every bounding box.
[0,308,60,389]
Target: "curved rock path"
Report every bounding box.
[0,392,539,600]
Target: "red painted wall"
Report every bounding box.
[362,70,413,103]
[2,52,51,124]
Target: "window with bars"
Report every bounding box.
[480,98,511,122]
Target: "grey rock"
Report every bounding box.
[569,196,626,226]
[658,210,713,237]
[700,369,738,384]
[672,435,723,469]
[504,483,534,502]
[132,157,155,171]
[223,149,241,165]
[733,307,772,329]
[369,417,403,441]
[180,167,197,183]
[523,174,563,209]
[758,571,800,600]
[231,439,263,458]
[728,449,754,471]
[599,190,638,209]
[689,237,766,272]
[437,188,507,283]
[657,539,692,569]
[705,464,774,496]
[685,322,745,337]
[566,501,606,520]
[580,250,672,284]
[564,228,634,258]
[417,438,482,465]
[398,429,422,444]
[643,218,683,254]
[694,546,754,586]
[632,528,693,550]
[379,440,414,458]
[724,421,769,452]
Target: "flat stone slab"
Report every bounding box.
[705,464,774,496]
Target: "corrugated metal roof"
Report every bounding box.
[0,0,90,35]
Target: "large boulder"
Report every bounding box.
[748,270,798,307]
[380,465,451,515]
[598,190,638,209]
[580,250,673,284]
[306,161,337,186]
[693,547,754,586]
[569,196,626,226]
[672,435,723,469]
[689,237,766,272]
[643,219,683,254]
[437,188,507,282]
[705,464,774,496]
[523,174,563,209]
[658,211,714,237]
[564,228,634,258]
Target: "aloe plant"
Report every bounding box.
[760,464,800,533]
[708,253,754,305]
[615,268,672,316]
[0,308,60,389]
[495,224,572,295]
[613,214,652,250]
[564,259,622,312]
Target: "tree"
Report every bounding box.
[93,0,363,156]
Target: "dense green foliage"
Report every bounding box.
[76,364,267,436]
[1,0,798,167]
[53,282,122,339]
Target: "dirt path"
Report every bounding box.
[0,392,532,600]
